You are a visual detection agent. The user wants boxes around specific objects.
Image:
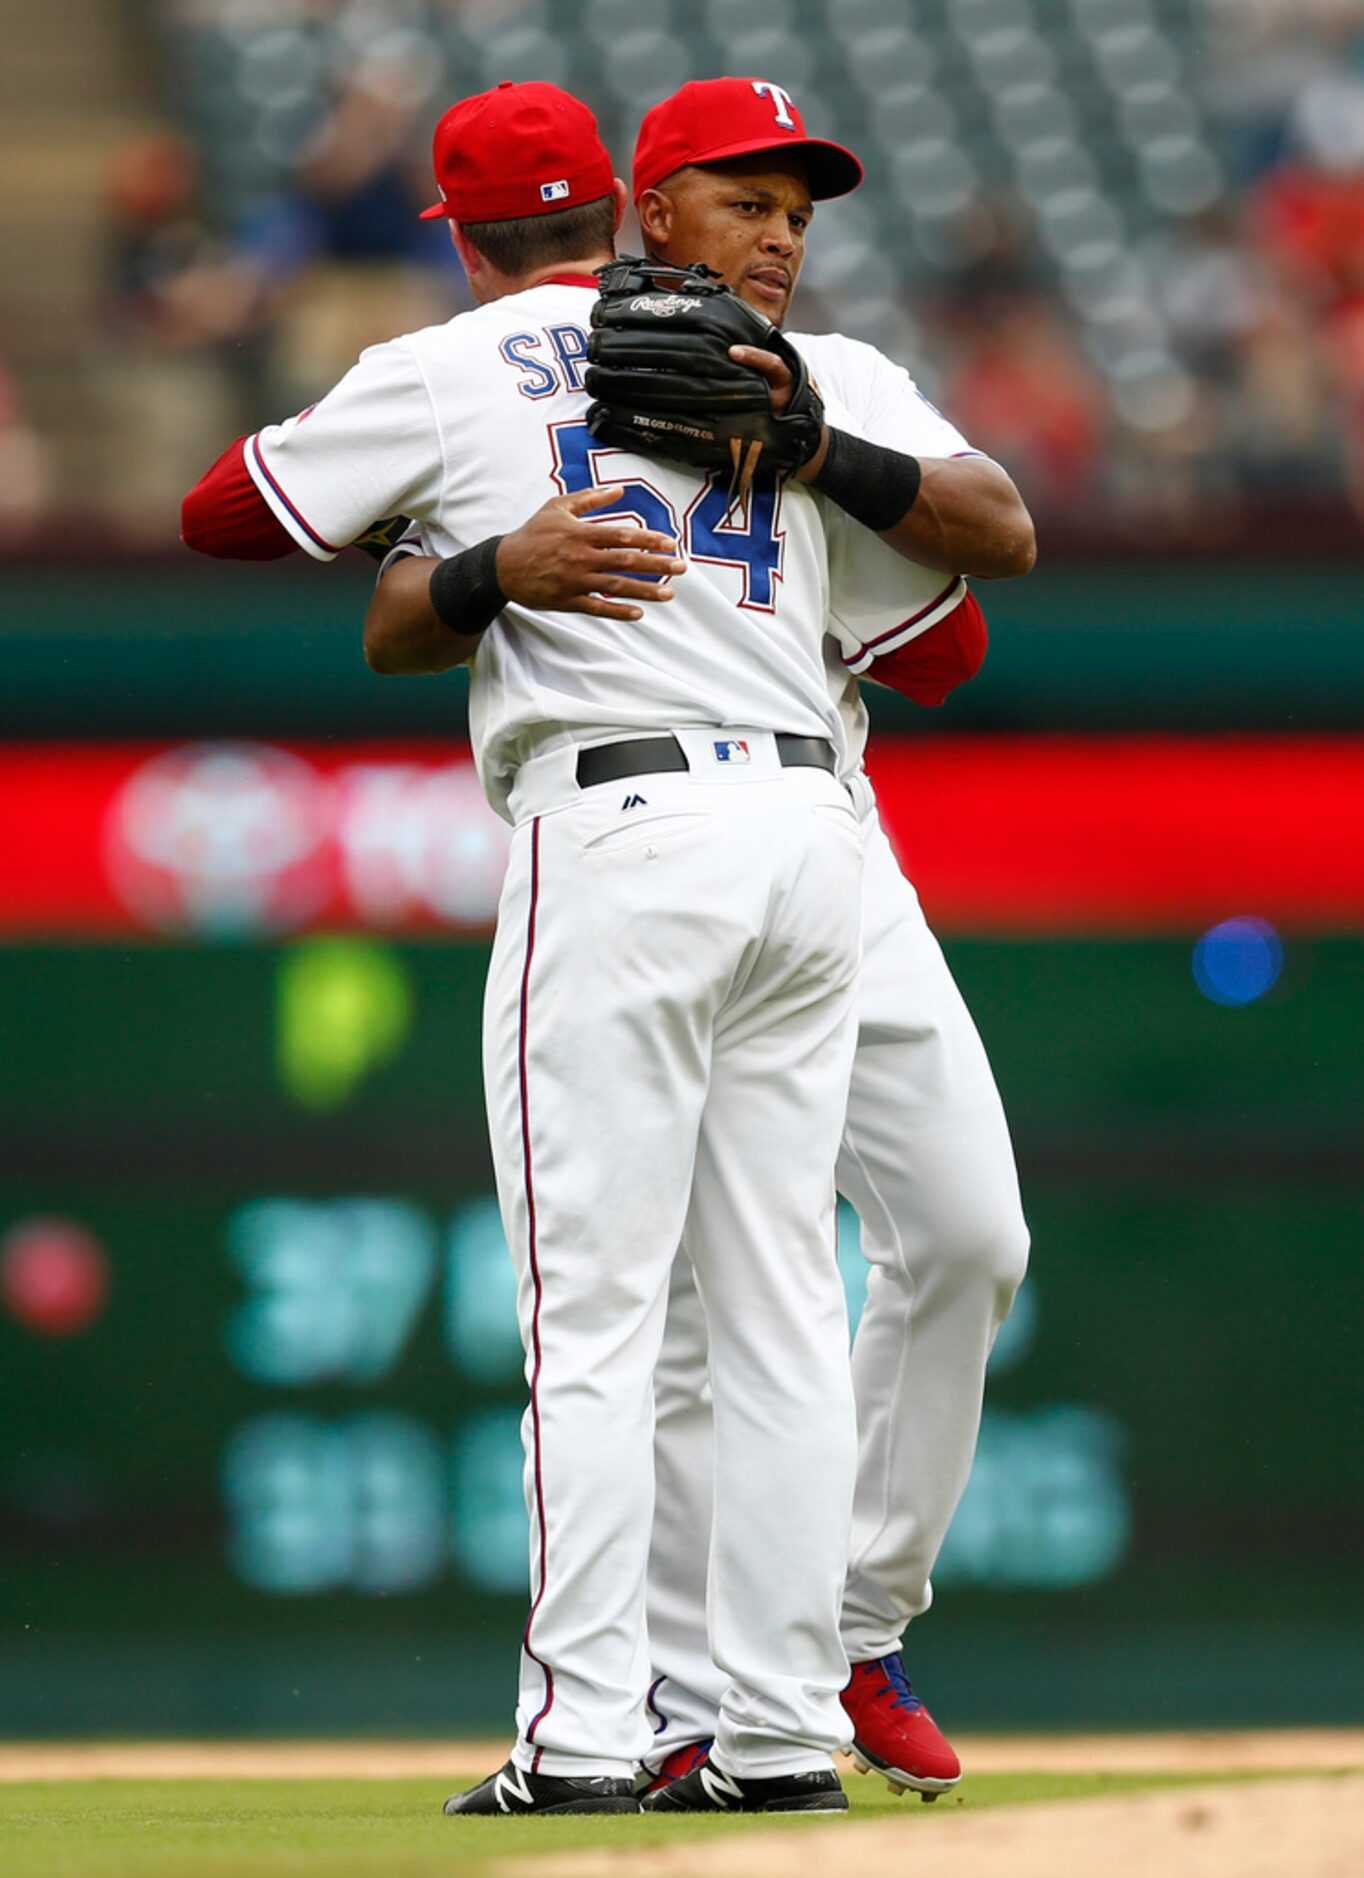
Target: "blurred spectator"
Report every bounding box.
[91,41,456,533]
[1153,207,1276,383]
[1202,0,1364,184]
[1150,207,1335,506]
[941,297,1109,515]
[1243,23,1364,505]
[103,132,278,369]
[287,37,442,265]
[93,132,272,541]
[0,359,52,541]
[1254,143,1364,312]
[252,35,458,409]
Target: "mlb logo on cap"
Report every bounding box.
[541,178,571,201]
[714,740,751,764]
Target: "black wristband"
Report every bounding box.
[427,535,507,637]
[811,427,922,533]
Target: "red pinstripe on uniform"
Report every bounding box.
[841,575,964,666]
[517,817,555,1762]
[248,434,344,555]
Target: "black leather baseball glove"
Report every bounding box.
[584,257,824,498]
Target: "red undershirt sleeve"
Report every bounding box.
[864,591,988,706]
[181,437,299,560]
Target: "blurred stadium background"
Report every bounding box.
[0,0,1360,1739]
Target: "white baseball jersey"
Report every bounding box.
[789,332,983,780]
[247,282,855,819]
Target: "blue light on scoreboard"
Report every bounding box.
[1192,916,1285,1007]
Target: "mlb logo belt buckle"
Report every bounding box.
[713,740,751,764]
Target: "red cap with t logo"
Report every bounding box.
[633,77,863,203]
[420,81,614,222]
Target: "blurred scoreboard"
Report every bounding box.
[0,937,1137,1617]
[1,735,1361,1731]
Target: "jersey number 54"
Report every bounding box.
[549,420,784,612]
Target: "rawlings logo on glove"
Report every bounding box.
[628,293,705,316]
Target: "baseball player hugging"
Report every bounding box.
[182,75,1036,1820]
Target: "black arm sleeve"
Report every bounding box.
[810,427,922,532]
[426,535,507,636]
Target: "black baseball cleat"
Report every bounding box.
[640,1753,848,1814]
[443,1758,641,1816]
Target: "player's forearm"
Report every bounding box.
[805,432,1036,580]
[363,556,486,674]
[882,456,1036,580]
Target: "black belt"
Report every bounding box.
[576,734,836,790]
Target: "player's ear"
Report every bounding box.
[636,187,671,251]
[610,178,629,233]
[449,221,483,280]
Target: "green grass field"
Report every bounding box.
[0,1769,1248,1878]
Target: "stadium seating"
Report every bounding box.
[157,0,1224,415]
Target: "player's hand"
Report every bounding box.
[728,344,795,414]
[728,347,831,480]
[496,485,686,622]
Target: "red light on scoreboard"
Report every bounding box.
[1,1218,111,1338]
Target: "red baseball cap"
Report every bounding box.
[420,81,614,222]
[633,77,863,203]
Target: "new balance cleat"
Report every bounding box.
[641,1754,847,1814]
[643,1737,713,1794]
[443,1758,641,1815]
[842,1653,961,1798]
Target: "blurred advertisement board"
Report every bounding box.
[2,735,1363,937]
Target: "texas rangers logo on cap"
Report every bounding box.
[713,740,751,763]
[632,76,863,203]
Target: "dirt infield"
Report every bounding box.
[0,1728,1358,1782]
[505,1775,1364,1878]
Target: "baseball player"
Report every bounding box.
[183,81,885,1819]
[630,82,1034,1812]
[362,79,1035,1813]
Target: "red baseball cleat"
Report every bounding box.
[644,1738,713,1794]
[841,1654,961,1799]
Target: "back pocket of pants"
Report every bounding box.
[578,808,711,861]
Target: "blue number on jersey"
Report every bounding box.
[550,420,782,607]
[686,475,783,610]
[549,420,677,553]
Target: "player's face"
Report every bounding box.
[642,155,814,326]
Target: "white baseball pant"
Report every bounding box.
[482,734,863,1780]
[644,782,1030,1760]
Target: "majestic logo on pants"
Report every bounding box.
[713,741,751,764]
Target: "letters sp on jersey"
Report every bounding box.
[499,323,591,399]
